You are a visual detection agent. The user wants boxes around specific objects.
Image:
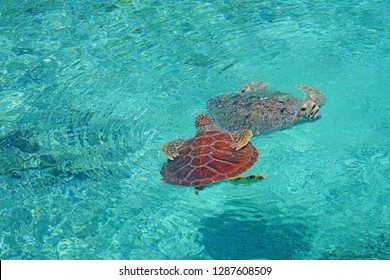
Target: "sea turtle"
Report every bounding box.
[160,114,263,194]
[207,81,326,135]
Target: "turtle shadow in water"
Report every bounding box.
[199,206,313,259]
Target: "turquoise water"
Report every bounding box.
[0,0,389,260]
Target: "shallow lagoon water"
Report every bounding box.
[0,0,389,259]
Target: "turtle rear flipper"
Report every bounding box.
[295,85,326,106]
[230,175,265,183]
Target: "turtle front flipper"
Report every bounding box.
[295,85,326,106]
[237,81,269,94]
[230,129,253,150]
[161,139,185,160]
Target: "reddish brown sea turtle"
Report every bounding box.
[160,115,263,194]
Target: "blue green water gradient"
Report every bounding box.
[0,0,389,259]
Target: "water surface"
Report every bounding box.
[0,0,389,259]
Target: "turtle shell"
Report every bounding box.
[207,90,302,134]
[208,82,325,135]
[160,130,258,186]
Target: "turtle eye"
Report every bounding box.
[300,107,306,112]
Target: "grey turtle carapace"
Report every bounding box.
[207,82,326,136]
[160,115,264,194]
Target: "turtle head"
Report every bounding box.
[195,114,216,132]
[298,100,321,120]
[294,85,325,121]
[195,114,213,128]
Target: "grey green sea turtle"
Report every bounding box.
[160,114,263,194]
[207,82,326,135]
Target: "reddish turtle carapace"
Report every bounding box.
[160,115,263,194]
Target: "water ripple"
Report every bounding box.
[1,0,389,259]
